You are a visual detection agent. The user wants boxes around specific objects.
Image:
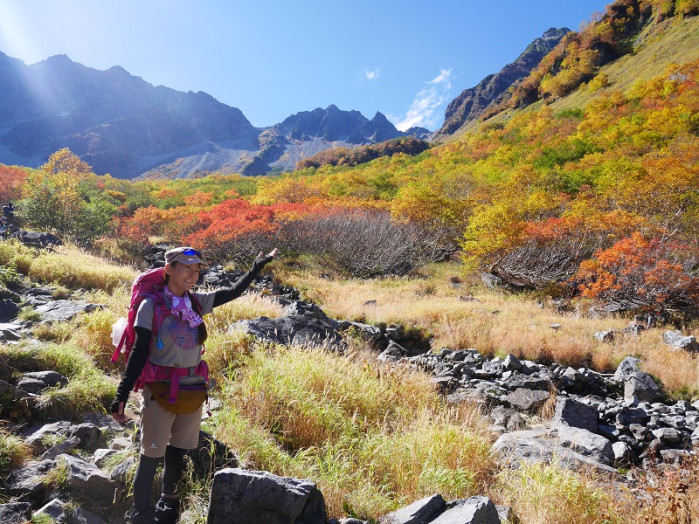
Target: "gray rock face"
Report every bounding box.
[429,496,500,524]
[554,397,598,433]
[435,27,569,138]
[207,468,327,524]
[624,372,665,403]
[380,494,446,524]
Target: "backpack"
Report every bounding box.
[110,267,203,363]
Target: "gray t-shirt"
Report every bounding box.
[135,291,216,383]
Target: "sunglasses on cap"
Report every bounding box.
[181,248,201,257]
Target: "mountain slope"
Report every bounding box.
[0,54,423,179]
[434,28,569,140]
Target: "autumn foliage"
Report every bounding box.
[3,6,698,319]
[571,233,699,317]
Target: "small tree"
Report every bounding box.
[20,148,94,235]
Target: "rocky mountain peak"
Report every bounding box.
[434,27,569,140]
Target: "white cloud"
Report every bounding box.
[365,68,380,81]
[396,68,453,132]
[429,68,453,88]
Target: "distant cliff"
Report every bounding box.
[434,28,569,140]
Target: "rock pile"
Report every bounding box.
[407,350,698,470]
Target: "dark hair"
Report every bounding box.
[164,262,208,345]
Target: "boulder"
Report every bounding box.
[207,468,326,524]
[56,454,119,502]
[502,354,522,372]
[40,436,81,461]
[343,321,386,348]
[35,300,102,323]
[491,428,617,474]
[554,397,598,433]
[624,372,664,403]
[110,456,136,484]
[187,430,239,480]
[662,330,699,352]
[13,230,62,247]
[380,494,446,523]
[506,388,549,412]
[4,459,56,501]
[614,356,641,380]
[555,426,614,466]
[0,323,22,341]
[594,330,614,343]
[429,496,500,524]
[25,370,69,388]
[16,377,46,394]
[612,441,634,465]
[34,498,66,520]
[379,340,417,362]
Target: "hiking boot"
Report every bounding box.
[153,497,179,524]
[125,505,153,524]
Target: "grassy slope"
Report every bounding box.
[1,245,697,523]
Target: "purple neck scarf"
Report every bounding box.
[163,285,204,328]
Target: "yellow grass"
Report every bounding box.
[213,346,496,517]
[276,262,699,397]
[497,461,621,524]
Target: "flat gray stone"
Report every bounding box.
[35,300,101,323]
[491,429,617,475]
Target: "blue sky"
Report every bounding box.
[0,1,611,130]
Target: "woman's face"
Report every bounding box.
[165,262,201,296]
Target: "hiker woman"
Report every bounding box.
[111,246,277,524]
